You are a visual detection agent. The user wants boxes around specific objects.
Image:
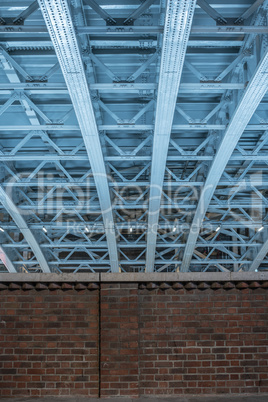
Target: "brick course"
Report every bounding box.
[0,278,267,397]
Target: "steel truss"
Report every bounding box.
[0,0,268,273]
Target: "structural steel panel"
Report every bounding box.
[146,0,197,272]
[38,0,119,272]
[0,186,50,273]
[1,0,268,274]
[181,48,268,272]
[0,51,51,274]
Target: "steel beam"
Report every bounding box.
[0,221,265,231]
[4,179,268,188]
[0,186,50,272]
[3,154,268,162]
[7,122,267,131]
[4,201,266,210]
[2,242,263,249]
[146,0,196,272]
[235,0,265,24]
[123,0,156,25]
[0,50,51,273]
[249,236,268,271]
[38,0,119,272]
[11,259,254,266]
[197,0,227,24]
[180,48,268,272]
[2,25,268,35]
[0,82,247,93]
[12,1,39,25]
[0,246,17,272]
[0,47,33,81]
[83,0,116,24]
[5,123,268,131]
[191,26,268,34]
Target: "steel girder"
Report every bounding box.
[0,44,53,273]
[249,232,268,271]
[38,0,119,272]
[1,46,55,273]
[0,185,50,272]
[180,47,268,272]
[0,246,16,272]
[3,25,268,35]
[0,82,249,92]
[1,1,268,273]
[146,0,196,272]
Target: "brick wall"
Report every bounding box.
[100,283,139,397]
[138,283,268,396]
[0,285,99,398]
[0,275,268,398]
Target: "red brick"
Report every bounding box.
[0,289,99,398]
[1,283,268,397]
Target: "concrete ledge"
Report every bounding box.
[231,272,268,281]
[0,273,99,282]
[100,271,268,282]
[101,272,230,282]
[0,272,268,283]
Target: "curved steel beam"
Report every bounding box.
[180,48,268,272]
[0,186,50,272]
[249,232,268,271]
[38,0,119,272]
[0,51,51,273]
[145,0,197,272]
[0,246,17,272]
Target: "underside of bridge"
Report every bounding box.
[0,0,268,274]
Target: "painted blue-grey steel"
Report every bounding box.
[181,47,268,272]
[0,0,268,273]
[0,246,17,272]
[38,0,119,272]
[249,234,268,271]
[146,0,197,272]
[0,186,51,272]
[0,45,52,273]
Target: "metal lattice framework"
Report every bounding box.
[0,0,268,274]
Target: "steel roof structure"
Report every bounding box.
[0,0,268,274]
